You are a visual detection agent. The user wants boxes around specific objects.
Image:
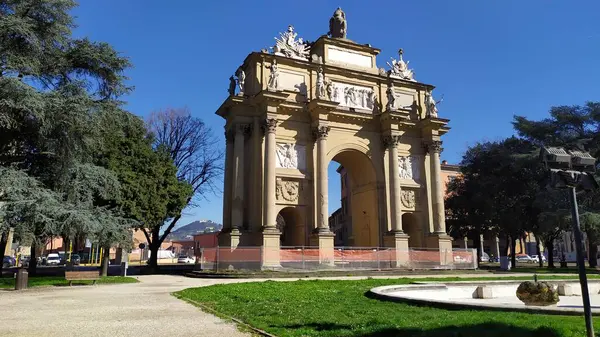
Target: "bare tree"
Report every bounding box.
[145,107,223,247]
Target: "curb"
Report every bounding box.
[174,294,278,337]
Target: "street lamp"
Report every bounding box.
[540,146,598,337]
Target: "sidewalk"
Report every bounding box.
[0,272,573,337]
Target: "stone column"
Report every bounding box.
[311,125,335,265]
[221,129,234,231]
[314,126,331,233]
[382,135,410,267]
[261,118,281,269]
[251,117,261,235]
[428,140,446,234]
[386,135,403,233]
[263,118,278,231]
[231,123,249,231]
[425,140,452,264]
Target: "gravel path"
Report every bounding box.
[0,272,552,337]
[0,275,253,337]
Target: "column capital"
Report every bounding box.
[382,135,402,149]
[234,123,251,136]
[312,126,331,141]
[224,128,234,143]
[261,118,277,134]
[424,140,443,154]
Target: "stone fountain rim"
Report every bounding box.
[369,280,600,316]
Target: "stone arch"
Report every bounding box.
[276,206,304,247]
[402,213,422,248]
[327,147,381,247]
[326,141,384,182]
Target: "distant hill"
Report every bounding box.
[166,220,222,241]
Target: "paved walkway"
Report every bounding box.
[0,272,564,337]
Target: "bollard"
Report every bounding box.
[15,268,28,290]
[120,262,128,277]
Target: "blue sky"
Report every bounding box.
[71,1,600,228]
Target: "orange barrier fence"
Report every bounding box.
[196,247,477,271]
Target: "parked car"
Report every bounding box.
[71,254,81,266]
[46,253,61,266]
[19,255,31,267]
[2,256,16,268]
[177,255,195,264]
[515,254,534,263]
[531,255,547,263]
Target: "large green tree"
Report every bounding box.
[0,0,183,275]
[446,137,544,267]
[514,102,600,267]
[97,110,192,270]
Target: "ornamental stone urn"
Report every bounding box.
[516,281,560,306]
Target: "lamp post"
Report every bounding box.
[540,146,598,337]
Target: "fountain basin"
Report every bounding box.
[369,280,600,316]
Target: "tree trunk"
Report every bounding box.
[101,246,110,277]
[0,232,7,275]
[474,233,482,268]
[511,237,517,268]
[588,234,598,268]
[536,240,543,268]
[64,236,70,266]
[28,241,38,276]
[147,227,162,273]
[546,239,555,269]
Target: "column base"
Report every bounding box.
[261,228,281,270]
[426,233,453,266]
[218,228,242,248]
[310,230,335,266]
[384,232,410,268]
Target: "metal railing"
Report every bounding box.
[195,246,477,271]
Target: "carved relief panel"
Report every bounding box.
[329,81,376,111]
[398,155,421,182]
[400,190,416,210]
[276,178,303,205]
[276,143,306,170]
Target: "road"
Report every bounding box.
[0,272,555,337]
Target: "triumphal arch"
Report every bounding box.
[217,8,452,268]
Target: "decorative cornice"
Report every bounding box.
[312,126,331,141]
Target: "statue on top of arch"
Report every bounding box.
[329,7,347,39]
[271,25,311,61]
[387,49,416,82]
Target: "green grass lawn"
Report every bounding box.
[175,276,600,337]
[0,276,138,288]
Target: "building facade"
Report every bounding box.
[217,8,452,267]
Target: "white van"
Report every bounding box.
[46,253,61,265]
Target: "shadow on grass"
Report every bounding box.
[358,323,562,337]
[277,323,562,337]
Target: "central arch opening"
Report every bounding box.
[327,149,380,247]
